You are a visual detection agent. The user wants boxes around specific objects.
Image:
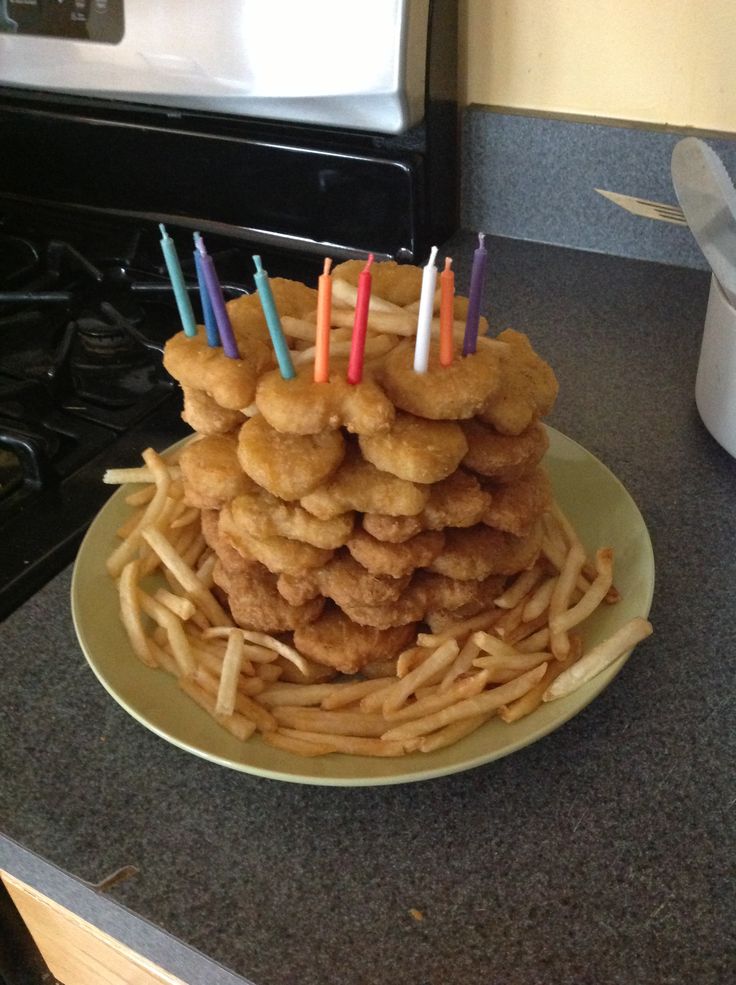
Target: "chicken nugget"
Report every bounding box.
[164,327,275,412]
[428,523,542,581]
[219,504,333,575]
[346,528,445,578]
[362,470,490,542]
[337,593,427,631]
[180,386,244,436]
[461,419,549,483]
[213,560,324,633]
[256,364,394,436]
[228,487,354,549]
[316,553,411,606]
[300,445,429,520]
[361,513,423,544]
[411,570,505,613]
[201,508,251,574]
[481,467,552,536]
[419,469,492,530]
[477,329,558,435]
[293,606,418,675]
[237,413,345,500]
[358,412,468,484]
[179,434,255,509]
[377,339,502,421]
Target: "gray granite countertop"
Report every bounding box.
[2,232,735,985]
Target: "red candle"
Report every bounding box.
[314,257,332,383]
[439,256,455,366]
[462,232,488,356]
[347,253,374,385]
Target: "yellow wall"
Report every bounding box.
[459,0,736,134]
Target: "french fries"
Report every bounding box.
[103,281,653,762]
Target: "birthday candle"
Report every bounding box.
[314,257,333,383]
[253,255,295,380]
[347,254,374,385]
[194,234,239,359]
[439,256,455,367]
[158,223,197,337]
[413,246,439,373]
[193,238,219,347]
[462,232,488,356]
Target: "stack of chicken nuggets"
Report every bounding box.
[163,261,559,678]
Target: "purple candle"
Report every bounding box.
[194,233,239,359]
[462,232,488,356]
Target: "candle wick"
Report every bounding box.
[478,231,486,249]
[193,232,206,256]
[428,245,438,266]
[159,222,169,239]
[323,257,333,276]
[364,253,374,272]
[444,256,453,271]
[253,255,264,274]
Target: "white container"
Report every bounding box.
[695,274,736,458]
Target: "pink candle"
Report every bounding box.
[462,232,488,356]
[347,254,374,385]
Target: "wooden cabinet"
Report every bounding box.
[1,870,188,985]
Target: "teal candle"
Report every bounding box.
[253,255,295,380]
[158,223,197,337]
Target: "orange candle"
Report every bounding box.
[314,257,333,383]
[439,256,455,366]
[347,253,374,385]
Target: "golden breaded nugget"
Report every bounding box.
[311,553,411,607]
[300,445,429,520]
[377,340,501,420]
[228,488,353,549]
[428,523,542,581]
[461,419,549,482]
[358,412,468,484]
[293,606,418,675]
[213,560,324,633]
[179,435,256,509]
[164,327,274,411]
[477,329,558,435]
[256,364,394,436]
[238,413,345,500]
[180,386,244,436]
[362,470,490,542]
[201,508,251,573]
[219,504,333,575]
[346,528,445,578]
[481,467,552,537]
[231,276,317,326]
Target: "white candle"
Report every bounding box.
[413,245,439,373]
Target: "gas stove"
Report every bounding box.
[0,0,457,618]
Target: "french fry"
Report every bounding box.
[548,542,586,659]
[215,630,245,718]
[118,560,156,667]
[103,464,180,485]
[383,671,489,724]
[381,639,459,715]
[438,637,481,693]
[417,608,502,648]
[472,649,551,683]
[418,713,490,753]
[550,548,614,634]
[141,527,230,628]
[499,636,582,723]
[320,677,395,710]
[543,618,653,701]
[493,565,546,610]
[203,627,309,675]
[153,587,196,622]
[138,589,195,678]
[381,664,547,741]
[262,731,336,757]
[106,448,171,577]
[257,683,343,708]
[276,728,418,757]
[332,278,407,314]
[179,678,256,742]
[272,707,390,738]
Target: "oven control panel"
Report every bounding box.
[1,0,124,44]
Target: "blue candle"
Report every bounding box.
[158,223,197,337]
[193,237,219,347]
[194,234,239,359]
[253,255,295,380]
[462,232,488,356]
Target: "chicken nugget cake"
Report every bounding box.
[157,256,560,668]
[108,246,644,763]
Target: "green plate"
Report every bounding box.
[71,427,655,786]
